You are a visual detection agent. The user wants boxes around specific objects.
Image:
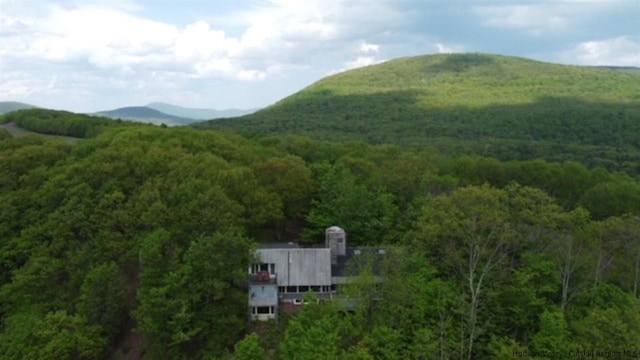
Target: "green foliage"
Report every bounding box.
[533,309,573,353]
[1,114,640,358]
[135,231,253,358]
[24,311,108,360]
[2,108,130,138]
[361,326,404,360]
[487,337,529,360]
[0,310,42,359]
[572,284,640,349]
[0,128,11,140]
[580,179,640,219]
[491,253,559,342]
[233,333,268,360]
[280,297,344,360]
[0,126,289,358]
[78,262,130,342]
[305,163,396,244]
[253,155,313,221]
[199,54,640,175]
[598,216,640,296]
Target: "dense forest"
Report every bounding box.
[2,54,640,359]
[1,109,137,139]
[1,105,640,358]
[199,54,640,175]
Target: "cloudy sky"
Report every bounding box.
[1,0,639,113]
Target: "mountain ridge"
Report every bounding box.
[0,101,39,115]
[94,106,195,126]
[195,53,640,173]
[146,102,257,120]
[0,102,256,125]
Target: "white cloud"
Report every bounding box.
[361,42,380,53]
[564,36,640,66]
[1,0,636,112]
[328,40,386,75]
[474,1,634,36]
[0,4,270,77]
[435,43,462,54]
[0,71,39,98]
[475,5,569,35]
[0,0,413,110]
[345,56,380,70]
[0,0,404,83]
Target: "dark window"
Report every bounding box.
[311,285,321,292]
[257,306,270,314]
[299,286,309,293]
[287,286,297,293]
[250,264,260,274]
[330,284,337,291]
[278,286,286,293]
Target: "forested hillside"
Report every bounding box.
[1,110,639,358]
[1,109,136,139]
[198,54,640,175]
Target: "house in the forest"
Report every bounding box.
[248,226,384,321]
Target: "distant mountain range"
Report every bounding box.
[0,101,38,115]
[94,106,195,126]
[95,103,258,125]
[146,102,257,120]
[0,101,257,126]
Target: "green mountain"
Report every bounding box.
[147,102,257,120]
[0,101,38,115]
[94,106,194,126]
[591,66,640,75]
[197,53,640,173]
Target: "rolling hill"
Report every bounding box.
[197,53,640,174]
[0,101,38,115]
[146,102,257,120]
[94,106,195,126]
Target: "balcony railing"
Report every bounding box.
[249,271,277,284]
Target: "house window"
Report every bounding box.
[298,286,309,293]
[250,263,275,274]
[256,306,272,314]
[311,285,321,292]
[278,286,286,293]
[286,286,297,293]
[330,284,337,291]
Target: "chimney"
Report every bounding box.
[325,226,346,266]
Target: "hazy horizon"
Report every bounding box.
[1,0,638,113]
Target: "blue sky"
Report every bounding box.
[1,0,638,113]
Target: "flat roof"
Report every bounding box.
[332,247,386,277]
[259,242,300,249]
